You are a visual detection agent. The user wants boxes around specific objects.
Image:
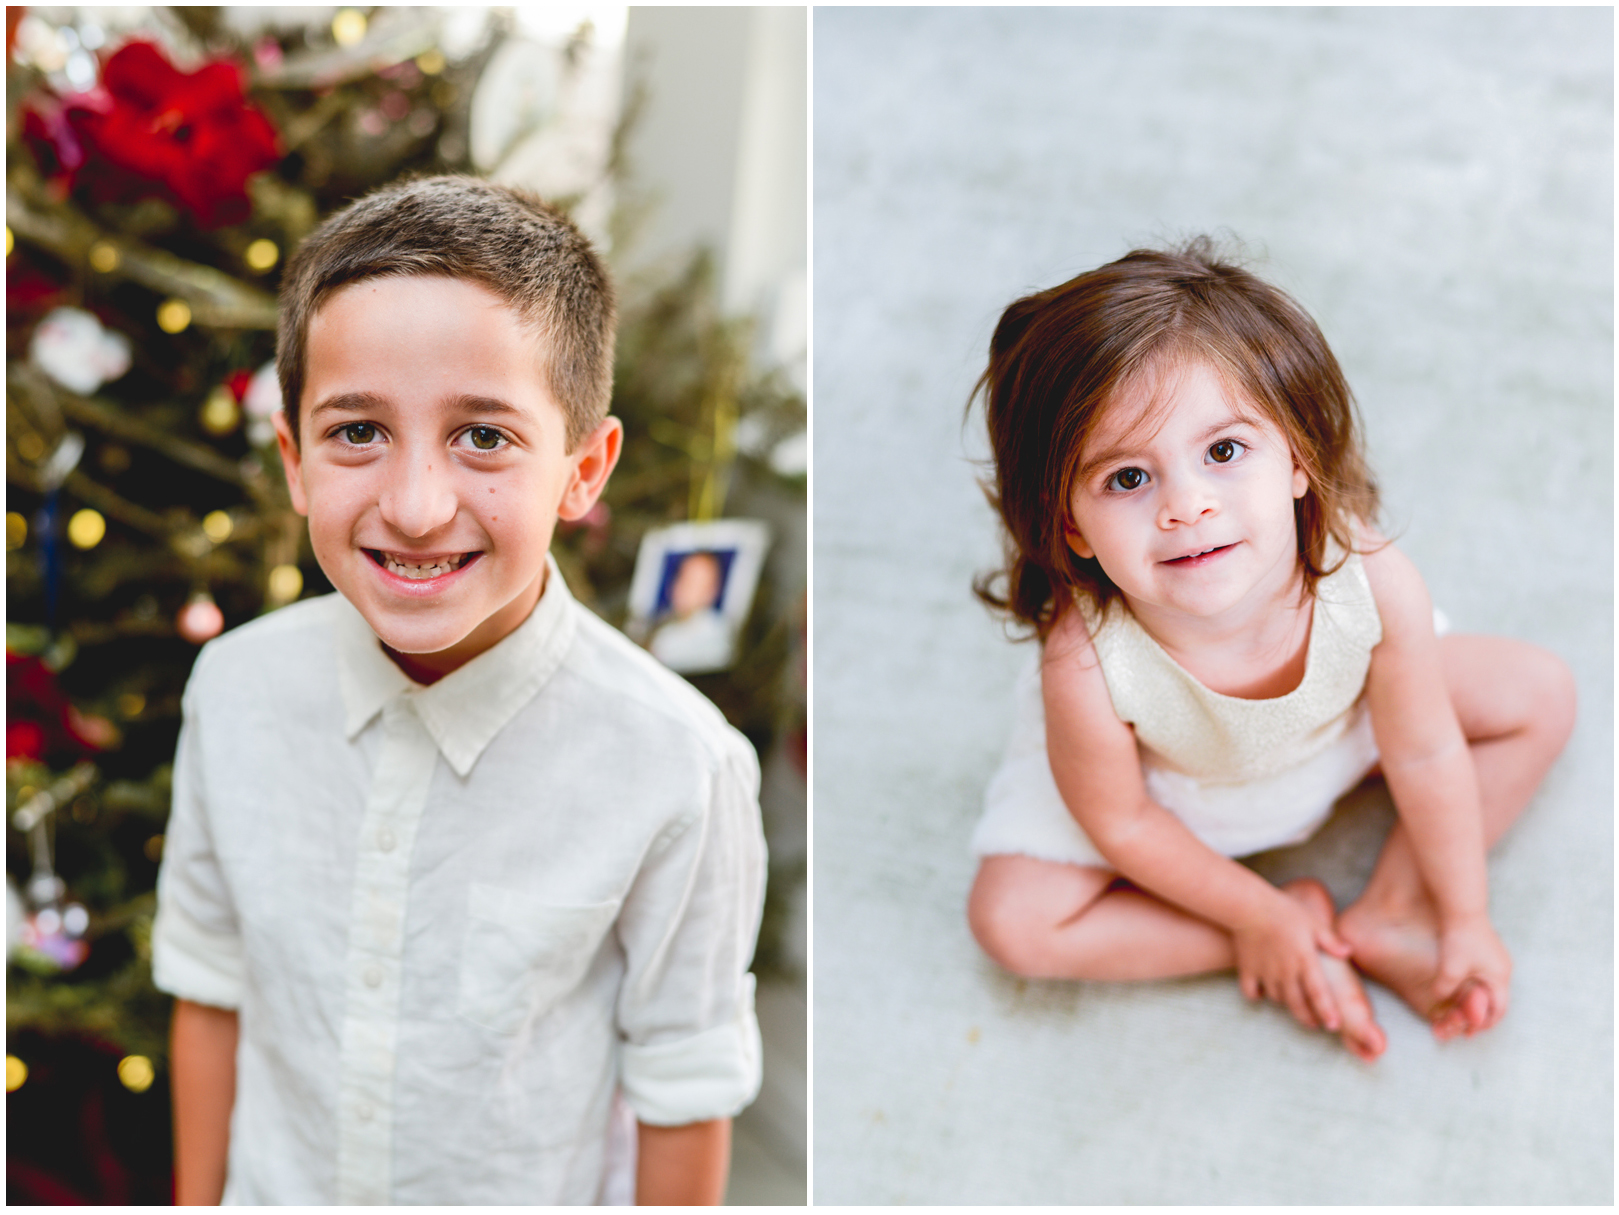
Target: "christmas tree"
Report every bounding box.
[6,8,805,1201]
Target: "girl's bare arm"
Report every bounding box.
[1360,542,1508,1013]
[1042,606,1348,1029]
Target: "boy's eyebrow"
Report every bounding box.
[307,390,388,420]
[449,394,525,417]
[306,392,529,420]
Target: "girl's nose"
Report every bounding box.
[1157,469,1219,528]
[379,449,458,537]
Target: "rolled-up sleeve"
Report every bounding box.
[614,740,767,1126]
[151,652,246,1009]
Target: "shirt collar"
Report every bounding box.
[334,554,580,777]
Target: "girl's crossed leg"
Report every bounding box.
[967,634,1574,1057]
[967,856,1389,1061]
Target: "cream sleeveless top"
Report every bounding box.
[1073,550,1383,786]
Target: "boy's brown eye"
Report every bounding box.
[343,423,377,444]
[467,426,503,451]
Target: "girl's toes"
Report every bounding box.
[1460,982,1493,1033]
[1431,1002,1469,1041]
[1345,1018,1386,1061]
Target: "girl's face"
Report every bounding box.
[1065,359,1308,624]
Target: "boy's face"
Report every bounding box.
[275,275,620,680]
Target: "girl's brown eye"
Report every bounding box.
[1107,467,1146,491]
[1209,440,1237,463]
[468,427,503,450]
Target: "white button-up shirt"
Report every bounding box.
[152,558,766,1204]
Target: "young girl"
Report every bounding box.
[966,240,1575,1061]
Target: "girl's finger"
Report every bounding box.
[1282,980,1317,1030]
[1315,926,1352,959]
[1304,965,1340,1032]
[1240,973,1259,1002]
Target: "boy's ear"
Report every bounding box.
[1063,516,1095,560]
[557,417,623,522]
[272,410,310,517]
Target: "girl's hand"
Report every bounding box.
[1432,915,1512,1036]
[1232,891,1353,1031]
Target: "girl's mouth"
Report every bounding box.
[1164,543,1235,567]
[367,550,479,581]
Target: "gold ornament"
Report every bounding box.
[89,241,121,273]
[202,510,234,543]
[6,512,26,550]
[268,563,304,604]
[245,239,279,272]
[157,298,192,334]
[117,1055,155,1093]
[67,508,106,550]
[200,387,241,436]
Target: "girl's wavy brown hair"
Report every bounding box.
[972,238,1380,639]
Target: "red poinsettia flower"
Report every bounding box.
[23,39,282,228]
[225,368,255,402]
[6,651,115,765]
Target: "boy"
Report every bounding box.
[151,177,766,1204]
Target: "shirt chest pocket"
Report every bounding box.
[457,883,622,1035]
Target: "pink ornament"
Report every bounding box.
[177,592,224,644]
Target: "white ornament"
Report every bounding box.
[29,307,132,396]
[242,360,283,419]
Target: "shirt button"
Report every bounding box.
[377,829,397,853]
[357,1102,374,1122]
[363,964,383,988]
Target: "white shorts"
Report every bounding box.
[970,607,1449,869]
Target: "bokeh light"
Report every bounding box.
[117,1055,155,1093]
[200,388,240,436]
[268,564,304,604]
[67,509,106,550]
[156,299,192,334]
[202,511,234,543]
[245,239,279,272]
[332,9,367,47]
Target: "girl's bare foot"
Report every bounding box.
[1339,895,1490,1040]
[1281,879,1387,1061]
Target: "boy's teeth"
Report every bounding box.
[384,552,467,579]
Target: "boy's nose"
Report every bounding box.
[379,450,458,537]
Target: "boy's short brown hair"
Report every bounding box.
[276,175,615,449]
[974,237,1380,638]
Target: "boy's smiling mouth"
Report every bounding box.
[367,550,480,581]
